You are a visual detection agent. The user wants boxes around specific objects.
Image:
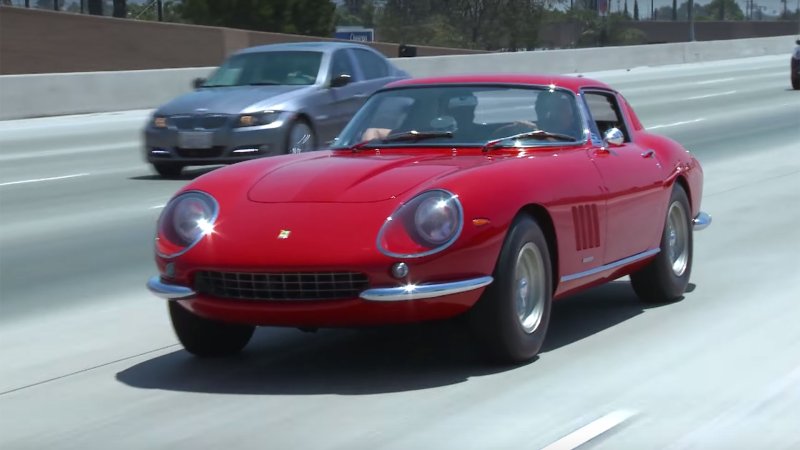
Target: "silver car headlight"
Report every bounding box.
[157,191,219,256]
[377,190,463,258]
[235,111,280,128]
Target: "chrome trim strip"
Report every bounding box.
[560,248,660,283]
[360,276,493,302]
[693,211,712,231]
[147,275,196,300]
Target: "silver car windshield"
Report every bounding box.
[202,51,323,87]
[332,85,587,149]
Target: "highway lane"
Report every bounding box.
[0,54,798,449]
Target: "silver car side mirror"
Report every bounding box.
[604,127,625,147]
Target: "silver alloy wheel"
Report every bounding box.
[514,242,546,334]
[289,122,314,154]
[667,201,689,277]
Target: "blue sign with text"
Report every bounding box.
[334,29,374,42]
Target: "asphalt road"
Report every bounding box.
[0,54,798,449]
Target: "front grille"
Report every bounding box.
[171,114,230,130]
[176,146,225,158]
[194,271,370,301]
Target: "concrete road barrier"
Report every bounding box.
[0,35,794,121]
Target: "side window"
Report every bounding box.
[583,91,631,142]
[353,49,389,80]
[330,50,356,80]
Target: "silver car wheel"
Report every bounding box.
[667,201,689,277]
[515,242,546,334]
[289,122,314,154]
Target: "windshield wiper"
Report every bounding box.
[482,129,576,152]
[382,130,454,143]
[350,130,454,151]
[248,81,281,86]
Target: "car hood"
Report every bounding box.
[247,151,489,203]
[155,85,311,115]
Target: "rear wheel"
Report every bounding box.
[169,302,254,357]
[469,215,553,364]
[630,185,693,303]
[152,163,183,178]
[286,119,316,154]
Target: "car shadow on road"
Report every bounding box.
[128,166,220,181]
[116,280,682,396]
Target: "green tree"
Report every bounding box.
[112,0,125,17]
[633,0,639,19]
[181,0,336,36]
[88,0,102,15]
[703,0,743,20]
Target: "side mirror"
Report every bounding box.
[796,39,800,46]
[192,77,206,89]
[330,74,352,88]
[604,127,625,147]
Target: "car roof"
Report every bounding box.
[385,74,613,92]
[235,41,376,55]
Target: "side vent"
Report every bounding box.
[572,204,600,250]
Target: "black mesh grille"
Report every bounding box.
[172,115,230,130]
[194,271,370,301]
[176,146,225,158]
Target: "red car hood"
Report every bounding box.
[247,151,484,203]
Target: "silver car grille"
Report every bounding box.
[194,271,370,301]
[171,114,230,130]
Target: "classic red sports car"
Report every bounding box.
[147,74,710,363]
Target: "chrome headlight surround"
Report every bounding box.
[156,191,219,258]
[235,110,281,128]
[377,189,463,259]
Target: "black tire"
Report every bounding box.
[169,302,255,357]
[630,184,693,303]
[792,77,799,90]
[468,215,553,364]
[285,119,316,154]
[152,163,183,178]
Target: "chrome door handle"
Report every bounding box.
[641,149,655,158]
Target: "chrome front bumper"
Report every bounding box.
[147,275,494,302]
[693,211,712,231]
[147,276,196,300]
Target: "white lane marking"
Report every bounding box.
[696,77,735,85]
[149,204,166,210]
[685,90,737,100]
[541,410,638,450]
[0,173,90,187]
[648,118,705,130]
[0,141,136,163]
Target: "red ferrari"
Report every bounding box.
[147,74,710,363]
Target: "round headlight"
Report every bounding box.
[377,190,463,258]
[413,195,460,247]
[157,191,218,256]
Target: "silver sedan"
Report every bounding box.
[143,42,409,177]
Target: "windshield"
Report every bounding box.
[202,51,323,87]
[332,85,587,149]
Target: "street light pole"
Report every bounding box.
[688,0,695,41]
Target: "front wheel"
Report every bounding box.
[286,119,316,154]
[630,184,693,303]
[152,163,183,178]
[469,215,553,364]
[169,302,255,357]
